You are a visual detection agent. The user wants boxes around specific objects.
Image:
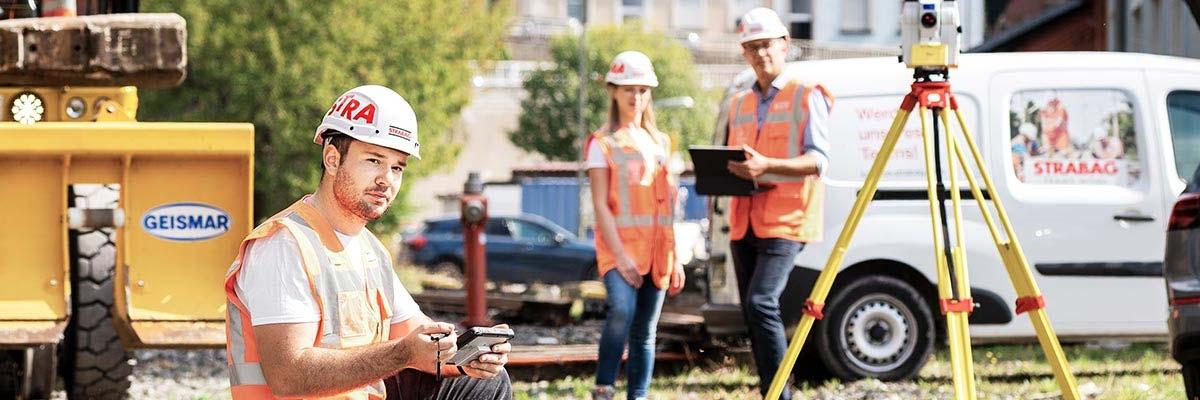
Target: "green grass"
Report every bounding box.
[512,343,1185,399]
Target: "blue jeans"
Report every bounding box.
[731,229,805,400]
[595,269,666,399]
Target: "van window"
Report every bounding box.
[1167,91,1200,184]
[1008,89,1141,187]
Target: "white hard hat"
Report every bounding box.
[313,85,420,159]
[605,51,658,87]
[738,7,789,44]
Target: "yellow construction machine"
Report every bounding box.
[0,8,253,400]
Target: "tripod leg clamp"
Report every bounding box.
[939,298,975,314]
[802,300,825,320]
[1015,295,1045,315]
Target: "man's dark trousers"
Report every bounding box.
[731,228,804,400]
[385,368,513,400]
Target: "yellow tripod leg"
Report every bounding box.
[948,107,1081,400]
[763,99,915,400]
[940,108,977,399]
[919,108,973,400]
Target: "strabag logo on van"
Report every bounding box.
[141,202,231,242]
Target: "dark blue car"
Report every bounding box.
[404,214,598,284]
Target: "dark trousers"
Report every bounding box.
[385,368,513,400]
[731,228,804,400]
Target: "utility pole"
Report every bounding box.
[574,1,589,238]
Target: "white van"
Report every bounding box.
[701,52,1200,380]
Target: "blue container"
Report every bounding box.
[520,178,582,234]
[520,177,709,235]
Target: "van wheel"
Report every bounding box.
[61,185,132,399]
[815,275,934,381]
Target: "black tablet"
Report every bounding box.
[687,145,758,196]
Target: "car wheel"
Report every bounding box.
[431,260,464,281]
[1184,360,1200,400]
[815,275,934,381]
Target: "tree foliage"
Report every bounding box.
[139,0,510,233]
[511,23,719,161]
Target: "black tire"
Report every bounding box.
[1184,360,1200,400]
[814,275,934,381]
[61,184,132,399]
[0,351,20,399]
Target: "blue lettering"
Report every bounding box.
[218,215,230,231]
[143,215,156,229]
[203,215,215,229]
[188,215,204,229]
[175,215,187,229]
[158,215,170,229]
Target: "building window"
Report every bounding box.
[673,0,705,29]
[568,0,586,22]
[790,22,812,39]
[781,0,812,39]
[841,0,871,34]
[622,0,645,22]
[731,0,759,30]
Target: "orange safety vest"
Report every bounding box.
[224,197,395,399]
[726,81,832,243]
[586,129,677,289]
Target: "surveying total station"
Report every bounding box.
[764,1,1082,399]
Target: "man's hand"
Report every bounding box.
[400,322,457,374]
[460,324,511,380]
[668,266,685,297]
[727,145,770,180]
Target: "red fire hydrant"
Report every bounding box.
[460,172,491,328]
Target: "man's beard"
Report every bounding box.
[333,170,388,221]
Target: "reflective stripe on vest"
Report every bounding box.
[225,201,393,399]
[602,134,676,226]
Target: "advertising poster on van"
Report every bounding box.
[1009,89,1141,187]
[827,95,978,183]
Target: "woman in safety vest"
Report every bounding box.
[585,50,685,400]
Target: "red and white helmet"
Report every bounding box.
[605,51,658,87]
[738,7,789,44]
[313,85,420,159]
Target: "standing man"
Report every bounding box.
[725,8,833,399]
[224,85,513,399]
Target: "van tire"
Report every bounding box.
[815,275,934,381]
[61,185,132,399]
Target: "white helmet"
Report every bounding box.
[738,7,789,44]
[605,51,658,87]
[313,85,420,159]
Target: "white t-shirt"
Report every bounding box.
[234,229,422,326]
[586,127,668,169]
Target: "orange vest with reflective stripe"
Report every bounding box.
[586,130,677,289]
[224,197,394,399]
[726,81,831,243]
